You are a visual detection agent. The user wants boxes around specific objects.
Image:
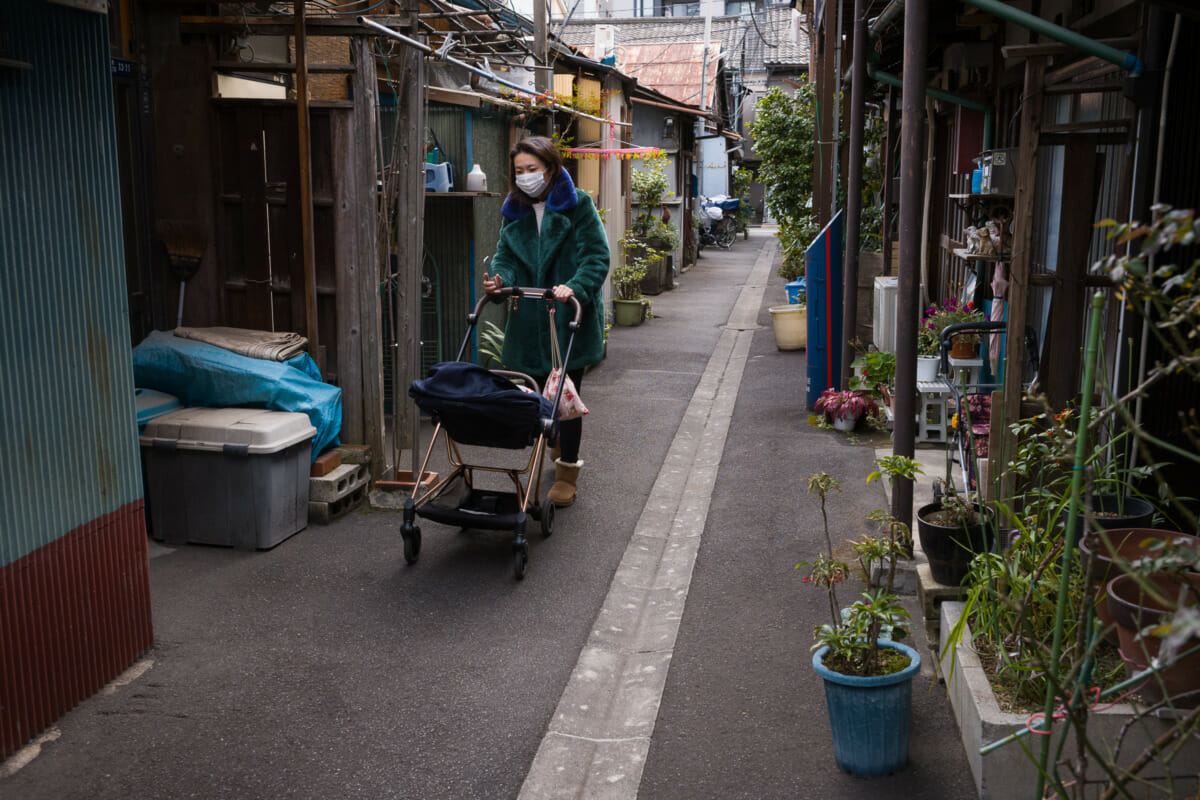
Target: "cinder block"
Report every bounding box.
[308,483,367,524]
[309,463,368,503]
[336,444,371,465]
[917,561,966,620]
[310,450,342,477]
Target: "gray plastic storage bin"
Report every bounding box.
[139,407,317,550]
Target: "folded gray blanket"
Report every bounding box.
[174,326,309,362]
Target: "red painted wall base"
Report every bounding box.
[1,501,153,758]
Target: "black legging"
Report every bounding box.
[535,367,585,463]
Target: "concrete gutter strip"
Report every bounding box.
[517,241,776,800]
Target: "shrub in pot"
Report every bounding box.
[813,388,879,432]
[801,464,919,777]
[917,484,994,586]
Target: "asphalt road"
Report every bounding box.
[1,228,976,800]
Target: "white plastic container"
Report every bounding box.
[466,163,487,192]
[140,408,316,550]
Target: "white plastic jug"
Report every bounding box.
[466,164,487,192]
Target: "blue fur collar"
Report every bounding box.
[501,170,578,221]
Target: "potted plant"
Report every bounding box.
[802,468,919,777]
[1105,538,1200,705]
[612,236,658,326]
[916,315,941,382]
[629,157,678,295]
[849,347,896,408]
[922,297,986,360]
[916,482,994,586]
[813,388,879,432]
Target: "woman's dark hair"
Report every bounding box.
[507,136,563,204]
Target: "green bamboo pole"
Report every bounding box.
[1035,291,1106,798]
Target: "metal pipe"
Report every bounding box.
[892,0,927,528]
[840,0,868,387]
[962,0,1144,77]
[1036,290,1106,798]
[357,16,631,128]
[868,65,995,150]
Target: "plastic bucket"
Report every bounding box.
[769,305,807,350]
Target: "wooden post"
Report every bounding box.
[351,36,386,480]
[394,40,426,476]
[892,0,928,527]
[998,56,1046,503]
[294,0,321,369]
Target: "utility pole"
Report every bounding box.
[535,0,552,135]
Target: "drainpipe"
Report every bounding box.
[962,0,1144,77]
[840,0,868,388]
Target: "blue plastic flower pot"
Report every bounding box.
[785,278,806,304]
[812,640,920,777]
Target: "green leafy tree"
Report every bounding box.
[748,85,817,280]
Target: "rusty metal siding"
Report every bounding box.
[0,2,153,759]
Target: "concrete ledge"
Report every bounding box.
[938,601,1200,800]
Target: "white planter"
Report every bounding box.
[917,356,939,382]
[832,414,858,432]
[938,601,1200,799]
[769,304,807,350]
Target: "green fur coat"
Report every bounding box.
[490,172,611,376]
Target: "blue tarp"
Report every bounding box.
[132,331,341,460]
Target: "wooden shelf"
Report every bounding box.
[951,247,1007,262]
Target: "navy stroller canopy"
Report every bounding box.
[409,361,554,449]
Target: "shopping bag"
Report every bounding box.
[544,367,588,420]
[542,306,589,421]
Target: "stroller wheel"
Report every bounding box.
[541,502,555,537]
[402,525,421,565]
[513,543,529,580]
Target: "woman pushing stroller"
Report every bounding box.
[482,136,611,508]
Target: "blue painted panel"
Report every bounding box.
[0,2,142,566]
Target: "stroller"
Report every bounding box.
[402,286,582,580]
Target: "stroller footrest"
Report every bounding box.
[416,489,525,531]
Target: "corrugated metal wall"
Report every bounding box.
[0,2,153,758]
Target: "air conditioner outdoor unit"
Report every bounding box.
[873,276,899,353]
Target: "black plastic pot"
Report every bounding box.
[917,502,994,586]
[1088,495,1155,533]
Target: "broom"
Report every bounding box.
[156,220,207,328]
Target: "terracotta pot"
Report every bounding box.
[1106,571,1200,706]
[950,338,977,359]
[1080,528,1197,645]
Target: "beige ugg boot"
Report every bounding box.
[547,459,582,507]
[547,442,561,463]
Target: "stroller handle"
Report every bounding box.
[475,286,583,327]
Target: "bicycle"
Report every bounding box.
[935,320,1039,501]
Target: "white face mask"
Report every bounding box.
[515,170,547,197]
